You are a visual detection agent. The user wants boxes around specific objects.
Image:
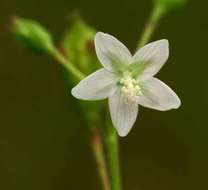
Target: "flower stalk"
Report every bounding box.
[11,17,85,82]
[90,126,111,190]
[137,4,166,49]
[52,50,85,82]
[105,118,122,190]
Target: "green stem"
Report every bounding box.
[90,127,111,190]
[52,50,85,82]
[53,50,111,190]
[105,120,121,190]
[53,49,110,189]
[137,4,166,49]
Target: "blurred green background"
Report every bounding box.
[0,0,208,189]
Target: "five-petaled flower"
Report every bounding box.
[72,32,181,137]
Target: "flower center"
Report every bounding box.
[119,72,142,103]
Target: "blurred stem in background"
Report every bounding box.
[104,117,121,190]
[138,0,189,48]
[90,126,111,190]
[53,49,112,190]
[137,3,166,48]
[52,50,85,82]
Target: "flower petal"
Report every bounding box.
[71,68,118,100]
[133,40,169,80]
[95,32,132,71]
[138,77,181,111]
[109,90,138,137]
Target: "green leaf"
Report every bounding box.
[11,17,55,54]
[62,19,100,75]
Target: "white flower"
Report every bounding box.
[71,32,181,137]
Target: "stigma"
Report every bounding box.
[120,72,142,103]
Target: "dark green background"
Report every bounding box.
[0,0,207,189]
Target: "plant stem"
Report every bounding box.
[105,120,121,190]
[52,50,85,82]
[137,4,166,49]
[90,127,111,190]
[53,49,111,189]
[53,50,111,190]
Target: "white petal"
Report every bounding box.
[133,40,169,80]
[109,90,138,137]
[95,32,132,71]
[71,68,118,100]
[138,77,181,111]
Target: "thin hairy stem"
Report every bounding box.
[90,127,111,190]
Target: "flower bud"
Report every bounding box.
[153,0,188,11]
[11,17,55,54]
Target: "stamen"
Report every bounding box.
[120,72,142,103]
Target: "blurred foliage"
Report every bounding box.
[61,19,104,126]
[10,15,104,127]
[10,17,55,54]
[153,0,189,11]
[62,19,100,75]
